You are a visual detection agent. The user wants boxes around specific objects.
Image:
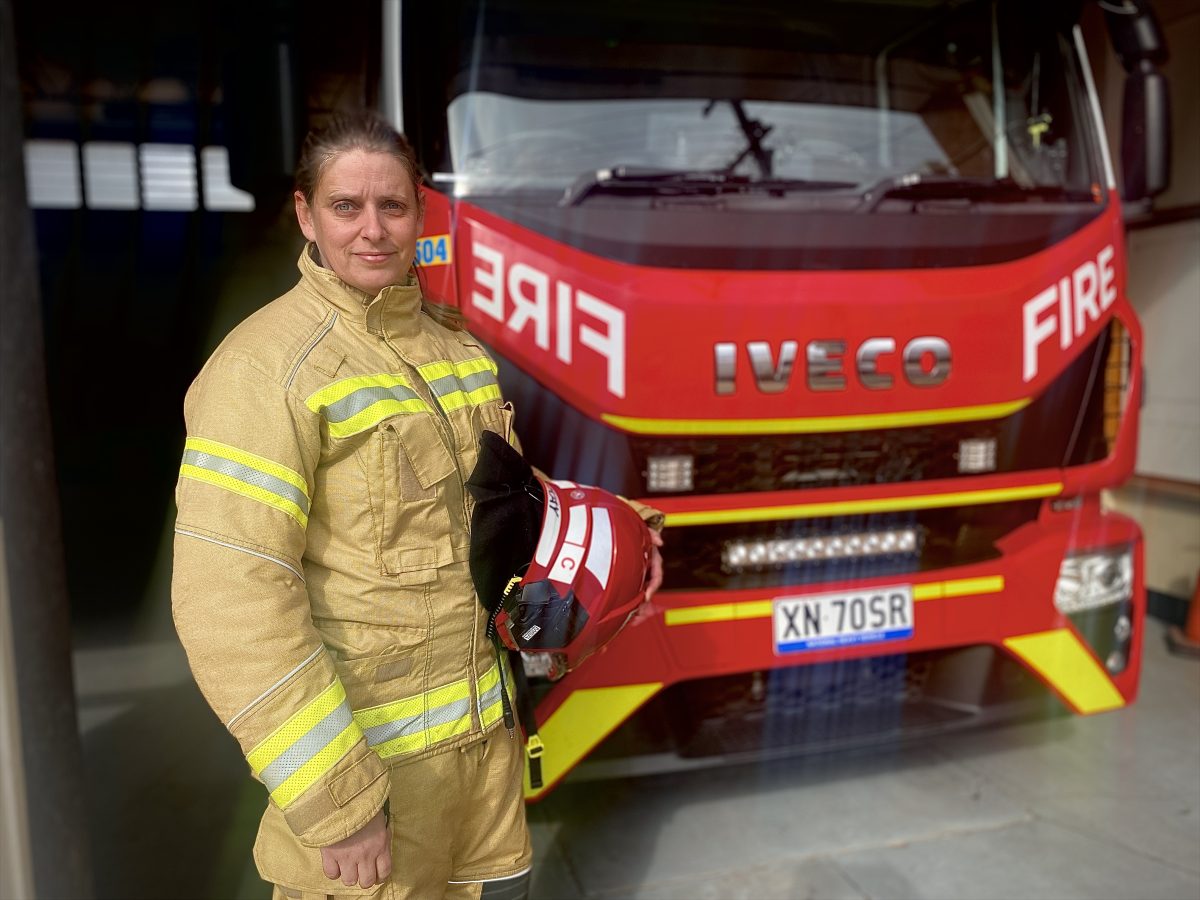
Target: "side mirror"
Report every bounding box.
[1121,65,1171,202]
[1101,0,1172,203]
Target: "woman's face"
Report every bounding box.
[294,149,424,296]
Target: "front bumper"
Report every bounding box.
[524,486,1144,799]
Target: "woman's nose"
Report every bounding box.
[361,207,384,240]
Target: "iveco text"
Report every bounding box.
[714,337,952,394]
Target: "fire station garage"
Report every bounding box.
[3,1,1199,898]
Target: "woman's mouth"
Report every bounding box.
[355,252,395,264]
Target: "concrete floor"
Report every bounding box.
[73,618,1200,900]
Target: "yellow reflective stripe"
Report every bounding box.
[665,483,1063,527]
[427,679,471,709]
[304,372,415,410]
[247,680,347,773]
[524,684,662,800]
[434,387,503,414]
[179,464,308,528]
[350,666,509,760]
[478,664,505,729]
[353,694,424,732]
[269,721,361,808]
[480,702,503,729]
[416,356,498,380]
[426,715,473,746]
[418,357,501,414]
[453,356,498,378]
[665,576,1004,626]
[478,664,500,693]
[466,382,502,405]
[664,600,773,627]
[371,731,427,758]
[436,392,471,414]
[1004,629,1125,714]
[185,438,309,496]
[416,360,456,382]
[354,679,475,760]
[913,576,1005,601]
[912,583,940,601]
[305,373,435,439]
[602,398,1032,436]
[326,397,429,439]
[244,679,364,807]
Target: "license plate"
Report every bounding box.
[773,586,914,653]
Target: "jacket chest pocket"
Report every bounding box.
[375,415,458,576]
[474,399,515,445]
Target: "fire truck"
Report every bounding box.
[18,0,1171,802]
[384,0,1171,799]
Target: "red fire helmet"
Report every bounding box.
[494,478,654,672]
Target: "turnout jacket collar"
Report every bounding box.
[297,242,423,340]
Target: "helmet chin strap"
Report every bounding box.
[487,566,530,642]
[486,567,545,791]
[508,648,544,791]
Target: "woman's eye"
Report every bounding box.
[333,202,354,212]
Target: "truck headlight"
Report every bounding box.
[1053,547,1133,614]
[957,437,997,473]
[646,454,694,492]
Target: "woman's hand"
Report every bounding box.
[631,530,665,626]
[320,809,391,889]
[645,529,664,602]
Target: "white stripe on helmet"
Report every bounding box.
[584,507,614,589]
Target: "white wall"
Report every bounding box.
[1127,218,1200,484]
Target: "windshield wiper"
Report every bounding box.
[857,174,1096,212]
[703,99,775,178]
[560,166,855,207]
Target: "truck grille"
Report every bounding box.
[636,425,988,494]
[662,500,1041,591]
[632,326,1114,497]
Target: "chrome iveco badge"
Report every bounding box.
[714,338,951,394]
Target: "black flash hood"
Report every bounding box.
[465,431,543,615]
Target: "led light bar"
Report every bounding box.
[647,454,694,492]
[722,528,919,571]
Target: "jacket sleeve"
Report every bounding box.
[617,496,665,532]
[171,351,387,847]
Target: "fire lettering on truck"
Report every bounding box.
[1022,245,1116,382]
[471,240,627,398]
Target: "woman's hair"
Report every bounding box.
[294,110,422,201]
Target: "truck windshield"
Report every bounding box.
[433,0,1100,206]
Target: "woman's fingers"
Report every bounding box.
[321,851,341,881]
[319,809,390,888]
[645,541,664,601]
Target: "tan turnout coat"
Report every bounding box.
[172,247,521,869]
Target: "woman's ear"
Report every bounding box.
[294,190,316,242]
